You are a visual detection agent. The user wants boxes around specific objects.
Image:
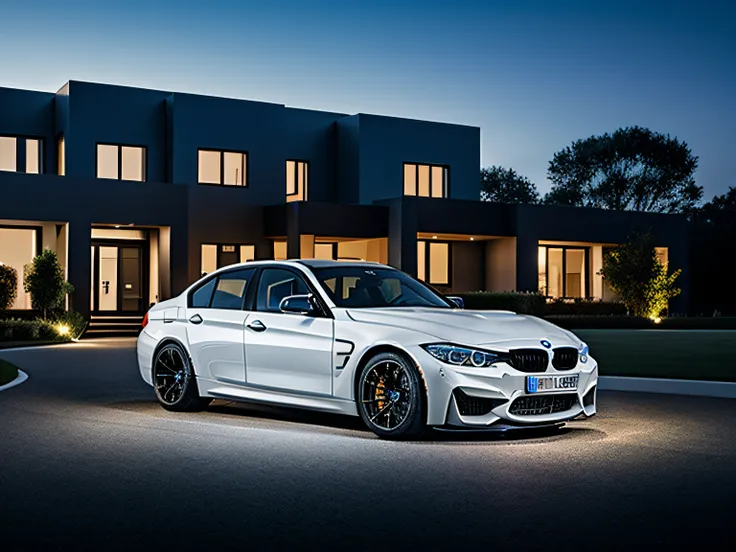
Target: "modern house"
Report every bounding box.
[0,80,690,329]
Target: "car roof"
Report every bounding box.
[296,259,387,269]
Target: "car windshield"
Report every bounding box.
[311,266,452,309]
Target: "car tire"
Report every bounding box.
[152,341,211,412]
[357,351,426,440]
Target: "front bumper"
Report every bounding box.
[412,346,598,428]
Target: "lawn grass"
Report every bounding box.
[0,359,19,387]
[575,329,736,382]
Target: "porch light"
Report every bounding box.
[470,237,474,241]
[432,235,438,239]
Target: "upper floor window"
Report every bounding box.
[0,136,43,174]
[286,160,308,202]
[97,144,146,181]
[404,163,448,198]
[58,137,65,176]
[201,243,257,277]
[198,149,247,186]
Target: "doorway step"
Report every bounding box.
[84,315,143,338]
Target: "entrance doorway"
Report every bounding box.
[91,242,147,314]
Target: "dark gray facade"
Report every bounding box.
[0,80,690,318]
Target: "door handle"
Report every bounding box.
[189,314,203,325]
[247,320,267,332]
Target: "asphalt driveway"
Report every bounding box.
[0,338,734,550]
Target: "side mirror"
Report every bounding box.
[279,294,317,315]
[447,296,464,309]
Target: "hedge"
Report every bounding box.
[544,299,627,316]
[0,318,63,342]
[454,291,546,316]
[546,315,736,330]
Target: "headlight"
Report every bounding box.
[421,344,508,368]
[578,342,589,364]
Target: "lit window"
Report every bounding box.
[26,139,41,174]
[538,245,588,298]
[198,150,247,186]
[58,137,65,176]
[286,160,308,202]
[240,245,255,262]
[201,244,218,276]
[0,137,43,174]
[0,226,38,309]
[273,241,287,260]
[417,240,449,285]
[96,144,145,181]
[314,243,334,260]
[121,146,144,181]
[0,137,17,172]
[404,163,448,198]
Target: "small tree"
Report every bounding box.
[600,232,681,319]
[0,263,18,312]
[23,249,74,319]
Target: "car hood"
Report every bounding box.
[345,308,580,349]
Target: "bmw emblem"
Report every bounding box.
[540,340,551,349]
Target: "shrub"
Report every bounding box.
[0,318,66,342]
[455,291,546,315]
[600,232,681,319]
[544,298,627,316]
[50,311,88,340]
[23,249,74,319]
[0,264,18,312]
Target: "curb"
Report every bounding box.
[599,376,736,399]
[0,369,29,392]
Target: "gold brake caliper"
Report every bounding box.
[375,377,386,410]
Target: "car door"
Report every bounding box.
[245,267,334,395]
[185,267,256,384]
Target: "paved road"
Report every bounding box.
[1,339,734,550]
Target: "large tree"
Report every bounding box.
[689,186,736,315]
[480,166,539,204]
[544,126,702,213]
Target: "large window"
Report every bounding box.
[96,144,146,181]
[201,244,256,276]
[417,240,450,286]
[0,226,39,309]
[404,163,448,198]
[0,137,43,174]
[286,160,308,202]
[538,246,589,298]
[198,149,247,186]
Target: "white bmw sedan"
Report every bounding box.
[138,260,598,439]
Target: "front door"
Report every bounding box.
[91,243,145,313]
[245,267,334,396]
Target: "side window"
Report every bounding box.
[210,268,255,310]
[256,268,310,313]
[191,278,217,308]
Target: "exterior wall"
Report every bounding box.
[512,204,690,313]
[451,242,485,292]
[485,238,517,292]
[65,82,169,182]
[0,86,56,173]
[354,114,480,205]
[0,172,188,318]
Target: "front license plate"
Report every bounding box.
[526,374,579,394]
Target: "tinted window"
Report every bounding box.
[211,268,255,310]
[191,278,217,308]
[312,266,451,309]
[256,268,310,312]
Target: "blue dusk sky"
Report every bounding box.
[1,0,734,199]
